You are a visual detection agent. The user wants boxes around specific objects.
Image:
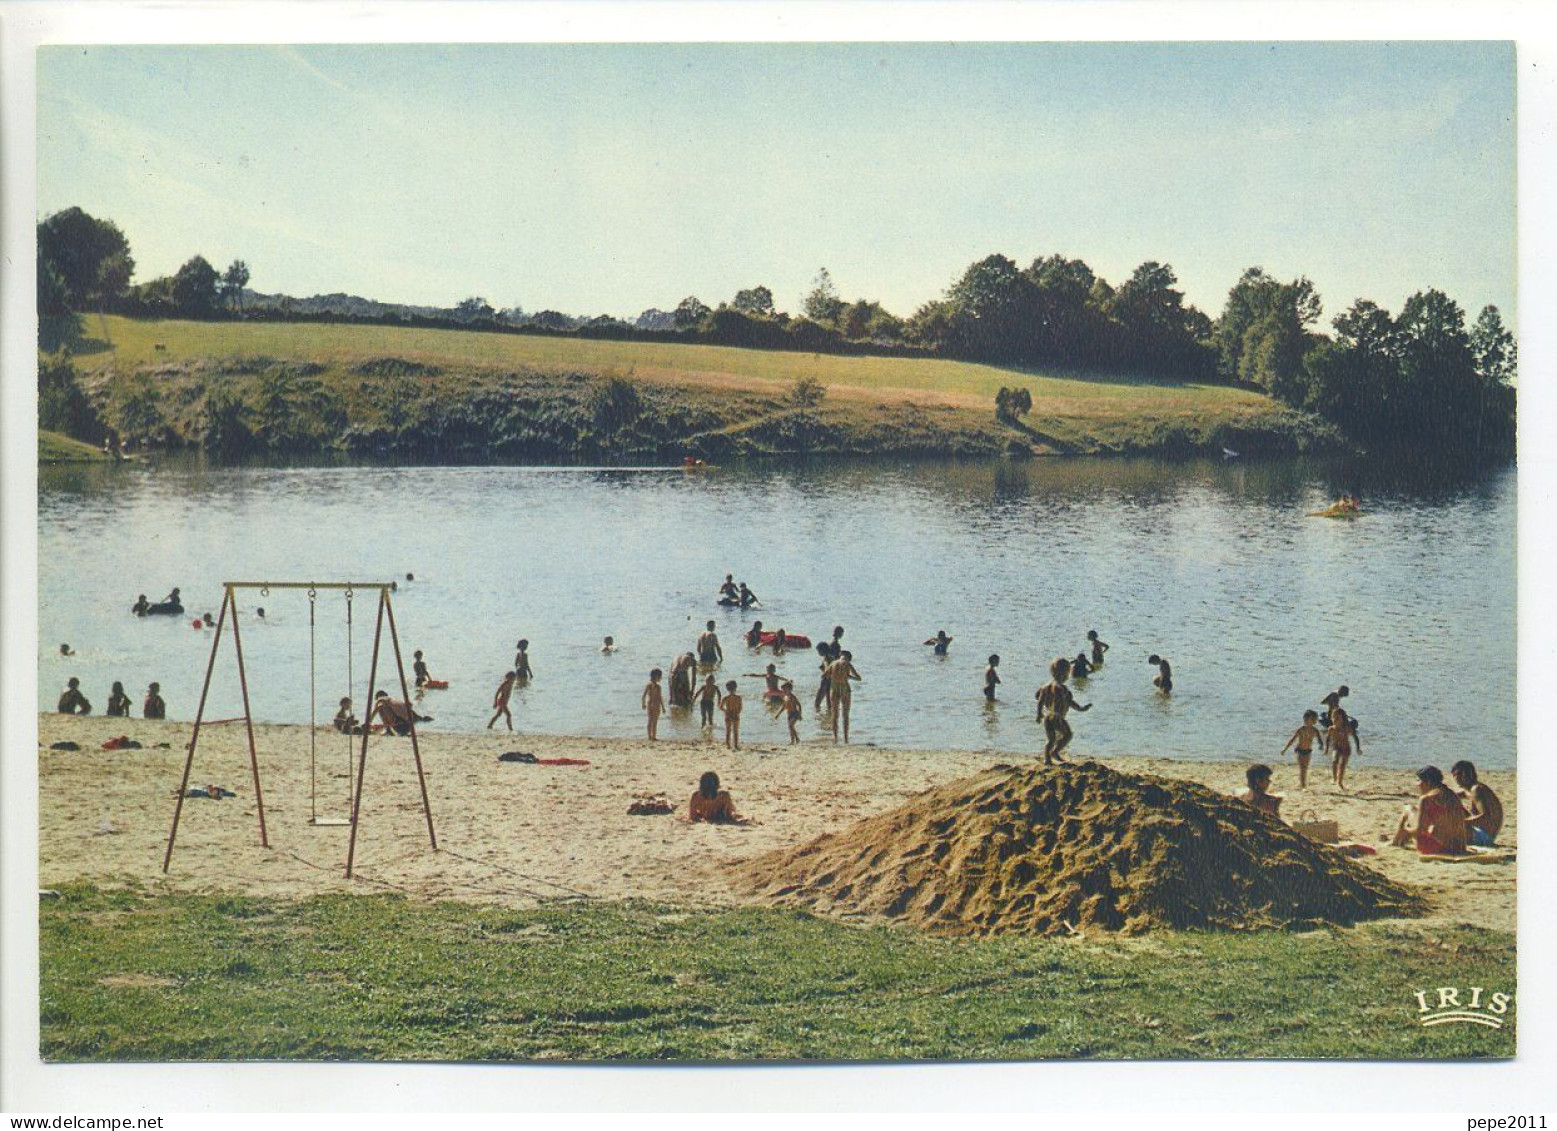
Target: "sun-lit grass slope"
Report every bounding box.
[41,885,1513,1061]
[38,429,109,463]
[75,316,1328,458]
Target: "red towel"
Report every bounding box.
[534,757,590,766]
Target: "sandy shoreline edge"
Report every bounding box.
[36,714,1515,933]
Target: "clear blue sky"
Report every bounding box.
[37,42,1515,324]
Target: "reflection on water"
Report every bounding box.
[38,454,1516,769]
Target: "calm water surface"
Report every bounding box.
[38,456,1516,769]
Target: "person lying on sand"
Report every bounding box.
[689,771,744,824]
[1147,654,1173,694]
[1392,765,1469,856]
[825,652,862,744]
[642,668,666,741]
[695,674,723,729]
[924,630,953,656]
[1035,658,1091,765]
[1325,709,1359,790]
[368,690,430,736]
[780,681,803,744]
[1451,761,1504,847]
[696,621,722,665]
[487,672,517,731]
[1279,710,1323,789]
[721,680,744,749]
[106,681,132,718]
[984,654,1002,702]
[1087,629,1109,666]
[57,678,91,715]
[1239,763,1283,818]
[143,682,166,720]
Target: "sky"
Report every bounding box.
[36,42,1516,325]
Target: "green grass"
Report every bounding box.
[38,429,108,463]
[41,884,1514,1061]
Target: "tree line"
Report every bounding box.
[38,205,1516,455]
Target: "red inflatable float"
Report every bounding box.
[758,631,812,649]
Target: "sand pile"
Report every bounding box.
[734,761,1422,935]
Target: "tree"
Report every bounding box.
[588,375,642,438]
[802,268,845,325]
[673,296,711,330]
[1215,268,1322,397]
[171,255,221,317]
[453,296,496,322]
[200,382,253,456]
[790,376,827,408]
[1471,305,1517,386]
[943,254,1037,361]
[36,207,134,312]
[221,260,251,313]
[731,285,775,318]
[995,386,1032,424]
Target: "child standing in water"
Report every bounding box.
[514,639,533,685]
[1279,709,1323,789]
[923,631,953,656]
[57,678,91,715]
[721,680,744,749]
[642,668,666,740]
[779,681,803,744]
[984,654,1002,701]
[413,650,431,689]
[1087,630,1109,666]
[1147,654,1173,694]
[694,674,723,729]
[487,670,518,731]
[825,651,862,743]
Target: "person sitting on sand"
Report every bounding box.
[131,594,150,617]
[1279,709,1323,789]
[721,680,744,749]
[984,654,1002,702]
[1147,654,1173,694]
[642,668,667,741]
[143,682,166,720]
[1392,766,1470,856]
[487,671,518,731]
[1071,652,1093,678]
[696,620,722,665]
[57,677,91,715]
[669,652,697,708]
[334,696,361,734]
[738,582,760,609]
[106,681,132,718]
[689,771,743,824]
[745,621,765,649]
[694,674,723,729]
[825,651,862,744]
[924,630,952,656]
[1324,709,1359,790]
[719,574,740,603]
[513,639,533,685]
[1451,761,1504,847]
[1239,763,1283,818]
[601,636,617,654]
[1035,658,1091,766]
[779,681,802,744]
[367,690,429,736]
[1087,629,1109,666]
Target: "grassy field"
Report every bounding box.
[41,884,1514,1061]
[37,429,109,463]
[63,316,1327,460]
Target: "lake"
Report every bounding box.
[38,455,1516,769]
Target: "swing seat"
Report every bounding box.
[309,816,353,827]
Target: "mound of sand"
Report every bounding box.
[734,761,1423,935]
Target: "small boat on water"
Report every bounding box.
[1307,501,1362,519]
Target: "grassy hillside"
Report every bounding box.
[67,316,1334,461]
[38,429,108,463]
[42,885,1513,1061]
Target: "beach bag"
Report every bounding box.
[1291,809,1340,844]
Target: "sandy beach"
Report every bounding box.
[36,713,1516,932]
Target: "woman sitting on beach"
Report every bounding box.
[1391,766,1470,856]
[106,681,132,718]
[689,771,744,824]
[57,678,91,715]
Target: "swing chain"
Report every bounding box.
[260,585,269,597]
[307,586,317,603]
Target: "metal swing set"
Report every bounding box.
[162,581,438,879]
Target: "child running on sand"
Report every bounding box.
[694,674,723,729]
[825,651,862,743]
[779,681,802,743]
[721,680,744,749]
[1279,710,1323,788]
[57,678,91,715]
[1324,708,1359,790]
[487,671,518,731]
[642,668,666,740]
[1148,654,1173,694]
[143,682,166,720]
[514,639,533,684]
[1035,658,1091,765]
[984,654,1002,701]
[1087,630,1109,666]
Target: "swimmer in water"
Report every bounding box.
[256,607,266,620]
[59,643,74,657]
[696,620,722,665]
[738,582,760,609]
[601,636,617,654]
[132,594,150,617]
[202,612,215,627]
[924,630,953,656]
[694,673,723,729]
[745,621,764,649]
[1279,709,1323,789]
[514,639,533,684]
[1071,652,1093,679]
[1087,630,1109,666]
[1147,654,1173,694]
[642,668,666,740]
[758,628,788,655]
[984,654,1001,701]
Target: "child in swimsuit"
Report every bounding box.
[721,680,744,749]
[1324,708,1358,790]
[984,655,1002,701]
[780,681,802,744]
[487,672,517,731]
[641,668,666,740]
[143,682,166,720]
[106,681,132,717]
[924,631,952,656]
[413,650,431,688]
[695,675,723,728]
[1148,654,1172,694]
[1279,709,1323,789]
[1071,652,1092,678]
[334,696,361,734]
[1087,630,1108,666]
[514,640,533,684]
